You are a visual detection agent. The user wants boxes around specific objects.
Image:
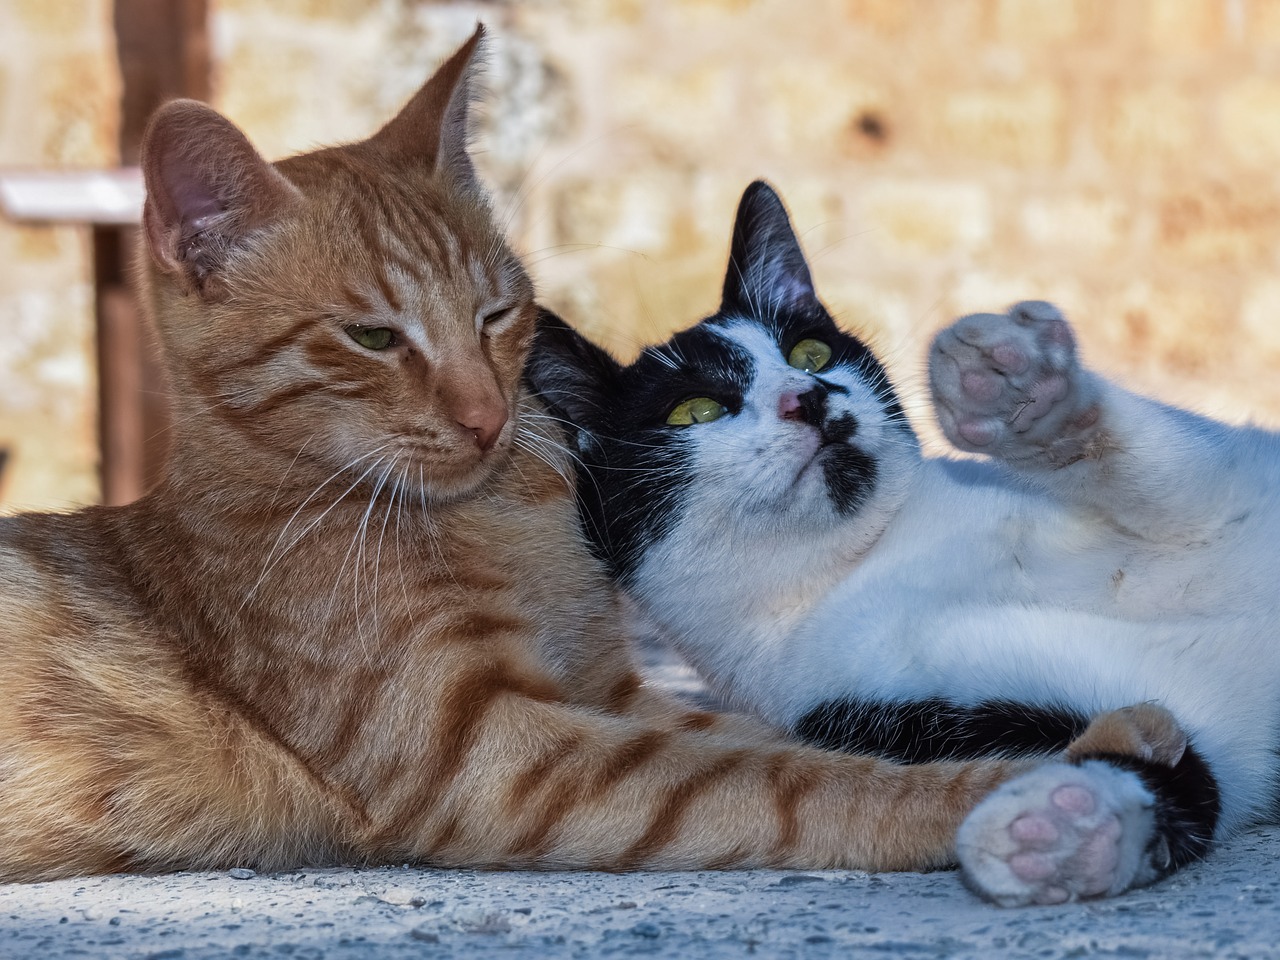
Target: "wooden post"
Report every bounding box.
[92,0,209,503]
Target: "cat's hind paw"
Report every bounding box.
[956,761,1156,907]
[930,301,1102,467]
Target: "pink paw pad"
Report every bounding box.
[957,762,1156,907]
[1051,784,1096,815]
[1037,886,1070,905]
[961,371,1001,402]
[958,420,999,447]
[1010,813,1059,847]
[991,343,1029,373]
[1045,318,1074,346]
[1010,853,1055,882]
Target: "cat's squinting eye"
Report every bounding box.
[667,397,728,426]
[480,306,515,332]
[787,338,832,374]
[346,325,396,350]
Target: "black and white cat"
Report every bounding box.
[528,181,1277,906]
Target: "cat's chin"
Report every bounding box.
[415,455,503,504]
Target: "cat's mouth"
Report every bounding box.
[793,415,858,485]
[794,438,839,485]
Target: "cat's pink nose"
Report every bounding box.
[779,391,806,421]
[457,405,507,452]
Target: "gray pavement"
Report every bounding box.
[1,644,1277,959]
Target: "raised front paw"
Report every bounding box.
[956,761,1156,907]
[930,301,1101,466]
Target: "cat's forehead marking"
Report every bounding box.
[718,318,786,364]
[644,321,755,384]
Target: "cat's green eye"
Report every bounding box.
[346,325,395,350]
[787,338,832,374]
[667,397,728,426]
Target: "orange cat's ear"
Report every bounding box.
[140,100,300,300]
[367,24,486,189]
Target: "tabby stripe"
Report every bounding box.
[351,197,431,288]
[380,237,434,289]
[206,317,315,379]
[310,666,391,771]
[703,845,752,871]
[370,258,403,314]
[617,751,750,868]
[505,730,672,859]
[301,337,362,372]
[394,191,456,268]
[339,283,374,314]
[765,753,826,858]
[218,382,333,421]
[375,663,559,843]
[678,711,717,732]
[166,661,374,833]
[358,177,448,273]
[603,671,641,712]
[424,814,462,857]
[506,731,586,810]
[447,611,528,644]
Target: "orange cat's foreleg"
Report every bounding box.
[355,687,1034,873]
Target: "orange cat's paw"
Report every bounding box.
[957,761,1156,907]
[1065,703,1187,767]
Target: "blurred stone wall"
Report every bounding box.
[7,0,1280,510]
[0,0,118,509]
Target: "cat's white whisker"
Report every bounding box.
[242,445,392,610]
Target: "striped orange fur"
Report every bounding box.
[0,28,1168,882]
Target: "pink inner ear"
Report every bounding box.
[160,159,226,235]
[141,100,300,282]
[777,273,815,310]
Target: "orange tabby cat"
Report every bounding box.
[0,28,1170,883]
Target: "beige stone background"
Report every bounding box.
[6,0,1280,511]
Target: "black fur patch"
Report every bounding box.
[793,697,1089,762]
[1072,745,1220,876]
[821,444,878,515]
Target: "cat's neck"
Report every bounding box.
[109,433,530,668]
[628,455,931,723]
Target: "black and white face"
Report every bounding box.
[528,181,921,587]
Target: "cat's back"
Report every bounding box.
[0,508,137,638]
[0,505,193,707]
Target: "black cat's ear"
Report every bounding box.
[367,24,485,190]
[141,100,301,300]
[525,309,622,441]
[721,180,820,318]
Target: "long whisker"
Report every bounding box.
[242,445,391,609]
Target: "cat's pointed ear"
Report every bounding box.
[141,100,300,300]
[720,180,820,317]
[367,24,486,189]
[525,309,621,440]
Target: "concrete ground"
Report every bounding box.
[2,646,1277,960]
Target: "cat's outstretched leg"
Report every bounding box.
[929,301,1260,540]
[958,703,1219,906]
